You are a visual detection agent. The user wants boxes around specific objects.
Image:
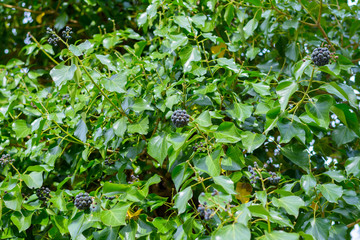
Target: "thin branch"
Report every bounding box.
[0,3,55,14]
[28,33,59,65]
[317,0,323,23]
[347,219,360,228]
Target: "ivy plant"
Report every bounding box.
[0,0,360,239]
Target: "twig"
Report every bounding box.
[0,3,55,14]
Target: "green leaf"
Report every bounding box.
[174,16,192,32]
[213,176,235,194]
[148,133,169,165]
[54,12,68,30]
[217,58,240,73]
[305,95,334,129]
[69,44,82,56]
[331,104,359,135]
[305,218,330,240]
[248,205,270,219]
[194,110,212,127]
[269,210,294,228]
[226,103,253,124]
[285,42,299,61]
[272,196,305,217]
[246,47,260,60]
[103,35,121,49]
[3,187,22,211]
[294,60,311,80]
[317,184,343,203]
[244,18,258,39]
[193,149,222,177]
[95,54,116,71]
[174,187,193,214]
[132,99,154,112]
[50,63,77,87]
[168,33,188,50]
[12,120,31,139]
[281,144,309,172]
[277,118,306,144]
[128,116,149,135]
[214,122,242,143]
[322,170,346,182]
[102,74,127,94]
[260,230,299,240]
[52,215,69,235]
[251,82,270,96]
[240,131,266,153]
[74,119,88,143]
[11,211,33,232]
[345,156,360,177]
[224,4,235,26]
[93,226,120,240]
[68,212,94,239]
[167,132,188,151]
[113,117,127,138]
[101,202,131,226]
[180,46,201,72]
[276,80,298,111]
[172,163,192,191]
[331,125,356,146]
[22,171,43,189]
[103,182,129,195]
[212,223,250,240]
[300,174,316,195]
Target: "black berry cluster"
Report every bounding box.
[46,27,59,46]
[268,171,280,184]
[211,189,219,196]
[36,187,51,202]
[74,192,93,210]
[193,142,206,152]
[248,164,260,184]
[128,174,139,184]
[197,202,214,220]
[248,160,281,185]
[0,154,15,167]
[171,110,190,128]
[104,159,114,166]
[62,26,73,40]
[311,47,332,66]
[104,196,115,200]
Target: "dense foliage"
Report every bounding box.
[1,0,360,239]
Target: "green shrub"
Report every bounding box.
[0,0,359,239]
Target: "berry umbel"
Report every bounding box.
[36,187,51,202]
[193,142,206,152]
[0,154,15,167]
[311,47,331,66]
[74,192,93,210]
[46,27,59,46]
[171,109,190,128]
[62,26,73,40]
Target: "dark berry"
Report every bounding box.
[311,47,331,66]
[211,189,219,196]
[171,110,190,128]
[0,154,15,167]
[74,192,93,210]
[104,159,114,166]
[36,187,51,202]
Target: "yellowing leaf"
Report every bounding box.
[127,209,142,220]
[36,12,45,24]
[236,182,252,203]
[211,42,227,58]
